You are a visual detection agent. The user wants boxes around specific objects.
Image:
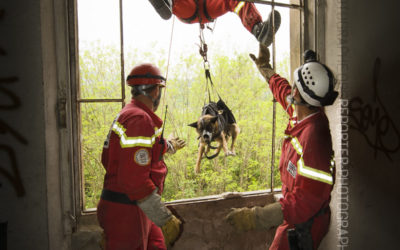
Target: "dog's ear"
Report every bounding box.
[188,121,198,128]
[210,116,218,123]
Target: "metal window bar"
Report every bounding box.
[237,0,304,192]
[78,0,126,107]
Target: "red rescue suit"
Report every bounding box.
[172,0,262,32]
[97,99,168,250]
[268,74,335,250]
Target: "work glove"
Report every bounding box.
[137,189,183,247]
[225,202,283,231]
[249,43,276,82]
[167,134,186,154]
[162,215,182,248]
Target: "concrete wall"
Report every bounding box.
[0,0,49,249]
[321,0,400,249]
[344,0,400,248]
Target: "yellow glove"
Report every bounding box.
[161,215,182,247]
[225,202,284,231]
[225,207,256,232]
[249,43,276,82]
[167,134,186,154]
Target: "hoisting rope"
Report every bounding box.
[198,23,221,104]
[159,15,179,145]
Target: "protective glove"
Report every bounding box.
[167,134,186,154]
[225,202,283,231]
[225,207,257,231]
[137,189,183,247]
[249,43,276,82]
[161,215,182,248]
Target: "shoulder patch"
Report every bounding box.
[134,149,151,166]
[287,160,297,178]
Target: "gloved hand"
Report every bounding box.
[249,43,276,82]
[225,207,256,231]
[225,202,283,231]
[161,215,182,248]
[167,134,186,154]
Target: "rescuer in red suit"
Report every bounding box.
[225,45,338,250]
[148,0,281,47]
[97,63,186,249]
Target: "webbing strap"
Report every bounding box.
[101,189,137,205]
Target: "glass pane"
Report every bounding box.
[81,102,122,210]
[78,0,122,99]
[274,6,292,81]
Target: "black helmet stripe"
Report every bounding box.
[126,73,166,81]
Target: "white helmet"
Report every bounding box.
[293,51,338,107]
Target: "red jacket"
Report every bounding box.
[172,0,262,32]
[268,74,335,249]
[101,99,168,201]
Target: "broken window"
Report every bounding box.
[75,0,303,211]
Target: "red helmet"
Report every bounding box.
[126,63,166,87]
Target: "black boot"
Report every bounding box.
[148,0,172,20]
[251,10,281,47]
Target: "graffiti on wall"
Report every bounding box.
[0,9,27,197]
[349,58,400,161]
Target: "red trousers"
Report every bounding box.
[97,199,166,250]
[269,210,331,250]
[172,0,262,32]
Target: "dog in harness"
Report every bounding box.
[189,99,240,173]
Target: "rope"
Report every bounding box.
[198,24,221,104]
[161,15,176,118]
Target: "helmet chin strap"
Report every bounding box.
[285,87,310,112]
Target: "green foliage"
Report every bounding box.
[79,42,290,209]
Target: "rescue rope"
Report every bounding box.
[198,23,221,104]
[161,15,176,118]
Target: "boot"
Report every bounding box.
[251,10,281,47]
[148,0,172,20]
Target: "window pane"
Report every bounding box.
[81,102,121,210]
[78,0,122,99]
[275,6,293,81]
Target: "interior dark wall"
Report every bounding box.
[0,1,49,250]
[345,0,400,248]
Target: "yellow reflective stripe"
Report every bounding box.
[290,137,303,155]
[290,119,296,128]
[297,157,333,185]
[112,121,161,148]
[234,2,245,15]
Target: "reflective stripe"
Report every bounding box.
[288,135,334,185]
[290,137,303,155]
[112,121,161,148]
[234,2,245,15]
[297,157,333,185]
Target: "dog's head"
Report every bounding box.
[188,115,219,144]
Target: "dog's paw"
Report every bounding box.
[226,151,236,156]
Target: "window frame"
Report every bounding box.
[68,0,307,224]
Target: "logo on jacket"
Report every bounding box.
[134,149,151,166]
[287,160,297,178]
